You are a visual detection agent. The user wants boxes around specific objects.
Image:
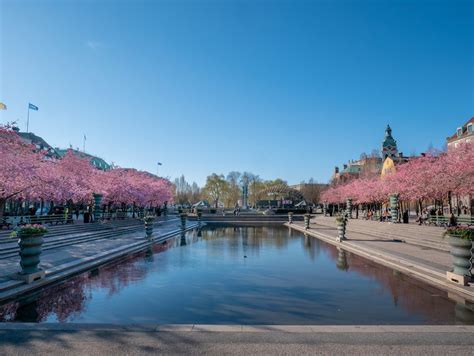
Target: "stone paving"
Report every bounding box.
[0,325,473,355]
[315,215,449,251]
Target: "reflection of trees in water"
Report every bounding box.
[0,273,89,322]
[199,226,291,257]
[0,242,172,323]
[319,241,474,324]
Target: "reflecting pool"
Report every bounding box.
[1,225,473,324]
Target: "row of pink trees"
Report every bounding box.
[0,126,173,218]
[321,142,474,213]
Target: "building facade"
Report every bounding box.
[56,148,111,171]
[446,117,473,150]
[332,125,409,183]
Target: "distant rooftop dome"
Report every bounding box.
[56,148,111,171]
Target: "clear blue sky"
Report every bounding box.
[1,0,473,186]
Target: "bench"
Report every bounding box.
[457,216,474,226]
[428,215,473,227]
[427,215,449,227]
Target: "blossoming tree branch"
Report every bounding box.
[0,126,173,218]
[321,142,474,213]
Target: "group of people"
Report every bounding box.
[363,209,391,221]
[363,208,410,223]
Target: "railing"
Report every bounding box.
[1,214,74,228]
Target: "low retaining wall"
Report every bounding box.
[189,214,305,224]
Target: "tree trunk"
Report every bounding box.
[448,191,453,215]
[0,199,5,222]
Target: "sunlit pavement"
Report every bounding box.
[0,324,473,355]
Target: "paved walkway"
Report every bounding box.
[315,215,448,250]
[0,324,473,355]
[288,219,474,302]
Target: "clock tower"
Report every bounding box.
[381,125,398,159]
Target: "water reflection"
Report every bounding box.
[336,248,348,271]
[0,225,473,324]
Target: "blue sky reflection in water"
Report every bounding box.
[0,226,471,324]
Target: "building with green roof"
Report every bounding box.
[56,148,111,171]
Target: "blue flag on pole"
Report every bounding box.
[28,103,39,111]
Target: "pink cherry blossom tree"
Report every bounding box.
[0,126,45,219]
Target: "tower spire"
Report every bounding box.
[381,124,398,159]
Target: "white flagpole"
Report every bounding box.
[83,135,86,152]
[26,106,30,133]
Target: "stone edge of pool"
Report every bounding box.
[0,323,473,333]
[0,223,201,304]
[285,222,474,303]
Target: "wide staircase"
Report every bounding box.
[314,215,448,251]
[0,218,173,259]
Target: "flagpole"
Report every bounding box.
[83,135,86,152]
[26,106,30,133]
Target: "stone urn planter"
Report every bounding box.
[323,203,328,217]
[180,213,187,230]
[92,193,103,222]
[346,198,353,219]
[144,216,155,239]
[288,212,294,224]
[336,215,347,242]
[304,214,311,229]
[389,193,399,223]
[12,225,48,283]
[445,227,473,285]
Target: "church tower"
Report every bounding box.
[381,125,398,159]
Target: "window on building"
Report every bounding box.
[457,128,462,137]
[468,124,473,134]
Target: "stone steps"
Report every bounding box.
[0,218,146,238]
[0,225,145,259]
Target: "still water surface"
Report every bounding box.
[0,225,472,324]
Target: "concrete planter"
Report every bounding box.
[18,233,45,275]
[448,236,473,278]
[144,216,155,239]
[288,212,293,224]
